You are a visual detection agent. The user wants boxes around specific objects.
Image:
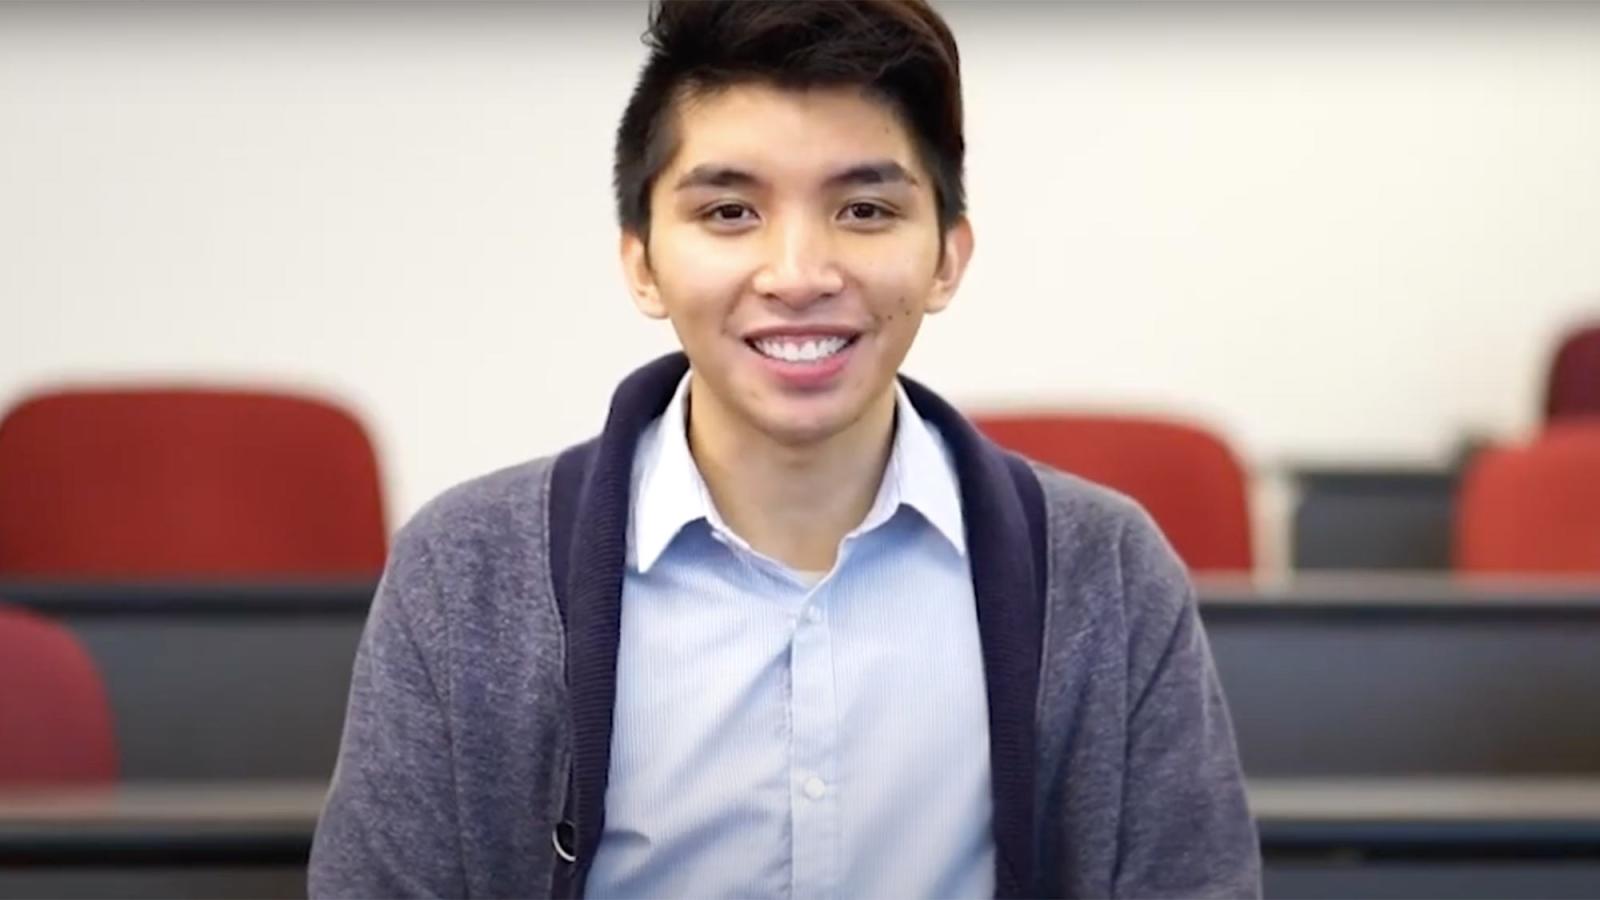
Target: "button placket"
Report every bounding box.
[788,578,840,900]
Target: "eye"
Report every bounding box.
[840,201,896,224]
[702,202,757,227]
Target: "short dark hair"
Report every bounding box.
[613,0,965,238]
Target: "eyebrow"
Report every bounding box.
[825,160,919,189]
[672,160,920,192]
[673,165,760,191]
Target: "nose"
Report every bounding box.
[750,216,845,308]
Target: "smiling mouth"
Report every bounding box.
[745,334,861,364]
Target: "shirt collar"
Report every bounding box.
[630,373,710,573]
[630,373,968,573]
[857,381,968,556]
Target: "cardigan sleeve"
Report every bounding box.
[1112,512,1262,899]
[308,516,468,898]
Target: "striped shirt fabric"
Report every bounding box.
[585,373,996,900]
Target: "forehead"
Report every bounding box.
[660,82,926,186]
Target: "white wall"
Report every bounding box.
[4,1,1598,530]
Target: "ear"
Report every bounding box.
[620,228,668,319]
[925,216,974,315]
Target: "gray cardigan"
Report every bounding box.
[310,354,1261,899]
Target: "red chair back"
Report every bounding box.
[0,604,117,784]
[0,388,386,579]
[974,413,1253,572]
[1456,424,1600,574]
[1547,323,1600,423]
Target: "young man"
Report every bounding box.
[310,1,1260,897]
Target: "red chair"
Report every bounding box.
[974,413,1253,572]
[0,604,117,784]
[1455,424,1600,574]
[0,388,387,579]
[1546,322,1600,423]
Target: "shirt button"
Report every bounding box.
[804,606,823,624]
[803,776,827,800]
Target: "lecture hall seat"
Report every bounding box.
[0,604,117,785]
[0,388,387,579]
[973,413,1254,573]
[1546,321,1600,423]
[1455,423,1600,574]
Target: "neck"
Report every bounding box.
[687,374,897,572]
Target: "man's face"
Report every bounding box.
[621,82,972,449]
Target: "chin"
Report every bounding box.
[748,408,850,448]
[746,391,880,448]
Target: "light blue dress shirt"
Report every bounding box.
[586,374,996,900]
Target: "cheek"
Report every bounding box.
[857,254,936,326]
[870,296,916,328]
[651,234,751,320]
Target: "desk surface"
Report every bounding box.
[0,782,327,828]
[10,574,1600,615]
[1250,777,1600,822]
[0,782,325,864]
[6,778,1600,825]
[1197,573,1600,608]
[1252,777,1600,850]
[3,777,1600,860]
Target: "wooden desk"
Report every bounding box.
[3,778,1599,899]
[1252,777,1600,899]
[1253,776,1600,850]
[0,782,324,863]
[0,581,370,781]
[1288,464,1460,571]
[1196,578,1600,777]
[6,576,1600,781]
[0,782,323,899]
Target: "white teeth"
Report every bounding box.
[753,336,850,363]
